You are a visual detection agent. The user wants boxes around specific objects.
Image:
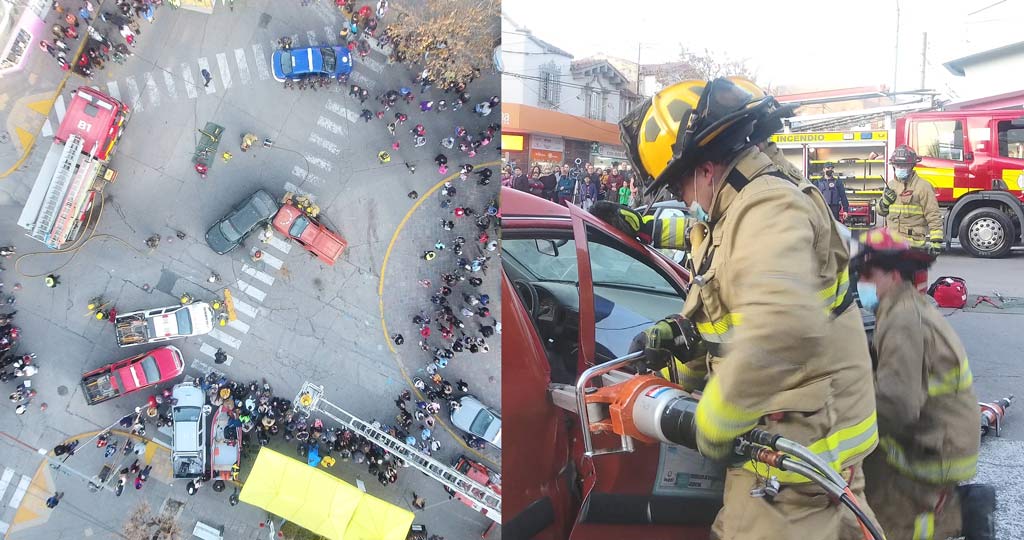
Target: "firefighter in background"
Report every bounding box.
[878,145,943,255]
[852,228,988,540]
[617,77,879,539]
[816,162,850,222]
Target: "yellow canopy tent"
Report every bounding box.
[239,447,414,540]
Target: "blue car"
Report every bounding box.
[272,46,352,82]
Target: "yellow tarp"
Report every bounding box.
[239,448,414,540]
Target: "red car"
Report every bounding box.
[80,345,185,405]
[272,203,348,265]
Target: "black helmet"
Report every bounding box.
[824,162,835,169]
[889,145,922,166]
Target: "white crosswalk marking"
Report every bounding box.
[351,70,376,90]
[0,520,9,534]
[234,48,251,85]
[291,33,299,47]
[0,468,14,501]
[230,295,261,318]
[144,72,160,108]
[208,328,242,349]
[252,43,270,81]
[305,153,334,170]
[361,55,385,74]
[216,52,232,90]
[182,63,198,99]
[124,75,143,112]
[283,182,318,203]
[199,342,233,366]
[258,249,284,270]
[325,100,359,123]
[307,30,318,46]
[106,81,121,101]
[41,119,52,137]
[291,165,324,186]
[163,70,177,99]
[308,133,340,155]
[8,475,29,508]
[228,319,251,334]
[241,264,275,286]
[317,115,348,135]
[236,279,267,302]
[264,233,293,255]
[325,26,335,44]
[197,57,216,94]
[54,94,66,121]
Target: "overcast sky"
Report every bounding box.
[502,0,1018,96]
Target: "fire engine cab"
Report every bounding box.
[18,87,130,249]
[773,109,1024,258]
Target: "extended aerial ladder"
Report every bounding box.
[293,382,502,523]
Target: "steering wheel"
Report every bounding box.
[512,280,539,319]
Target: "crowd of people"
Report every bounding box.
[0,301,41,416]
[41,0,153,78]
[503,161,641,210]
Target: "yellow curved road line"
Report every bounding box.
[378,160,500,468]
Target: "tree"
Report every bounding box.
[122,502,183,540]
[387,0,498,88]
[647,46,762,88]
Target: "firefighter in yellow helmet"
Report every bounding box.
[852,228,989,540]
[878,145,943,256]
[621,78,880,539]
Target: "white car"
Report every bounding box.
[171,383,208,479]
[450,395,502,448]
[114,302,216,347]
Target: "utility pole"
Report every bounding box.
[920,32,928,89]
[892,0,901,102]
[635,42,642,95]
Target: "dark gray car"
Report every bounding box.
[205,190,279,254]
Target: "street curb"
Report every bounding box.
[377,159,500,469]
[0,30,89,179]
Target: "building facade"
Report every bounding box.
[0,0,49,77]
[501,13,638,172]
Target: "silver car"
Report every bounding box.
[450,395,502,448]
[171,383,208,479]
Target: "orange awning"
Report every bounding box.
[502,103,621,146]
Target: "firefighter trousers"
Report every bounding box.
[710,465,879,540]
[863,451,962,540]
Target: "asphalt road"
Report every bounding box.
[0,1,499,539]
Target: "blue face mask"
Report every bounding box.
[858,282,879,312]
[894,167,911,180]
[689,201,709,223]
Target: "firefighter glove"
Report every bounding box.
[881,187,897,206]
[927,240,943,257]
[590,201,652,241]
[628,315,700,373]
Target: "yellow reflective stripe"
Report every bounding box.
[744,412,879,483]
[621,210,640,231]
[660,359,707,386]
[879,436,978,483]
[927,357,973,397]
[913,511,935,540]
[657,217,688,250]
[695,377,761,454]
[695,313,742,338]
[817,267,850,312]
[890,204,924,214]
[928,230,943,242]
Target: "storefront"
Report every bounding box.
[502,103,627,171]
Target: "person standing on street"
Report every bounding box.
[877,145,943,257]
[852,228,987,540]
[815,162,850,222]
[45,492,63,508]
[538,166,557,202]
[555,164,574,205]
[200,68,212,87]
[44,274,61,288]
[510,166,529,193]
[620,77,879,539]
[578,174,597,211]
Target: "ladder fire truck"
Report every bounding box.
[18,87,130,249]
[293,382,502,527]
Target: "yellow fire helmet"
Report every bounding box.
[620,77,781,196]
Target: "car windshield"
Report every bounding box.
[321,47,336,71]
[289,215,311,237]
[218,220,242,242]
[502,238,579,283]
[470,408,496,436]
[140,355,160,383]
[175,308,193,335]
[174,406,200,422]
[281,52,294,75]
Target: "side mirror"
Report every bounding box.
[1011,116,1024,127]
[536,239,559,257]
[975,141,990,153]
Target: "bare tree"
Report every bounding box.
[387,0,498,88]
[122,502,183,540]
[647,46,761,88]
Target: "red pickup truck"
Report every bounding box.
[80,346,185,405]
[272,203,348,265]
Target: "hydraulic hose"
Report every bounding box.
[746,428,847,488]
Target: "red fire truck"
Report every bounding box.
[772,109,1024,258]
[18,87,130,249]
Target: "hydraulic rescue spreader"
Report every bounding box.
[550,352,886,540]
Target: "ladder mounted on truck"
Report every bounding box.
[294,382,502,523]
